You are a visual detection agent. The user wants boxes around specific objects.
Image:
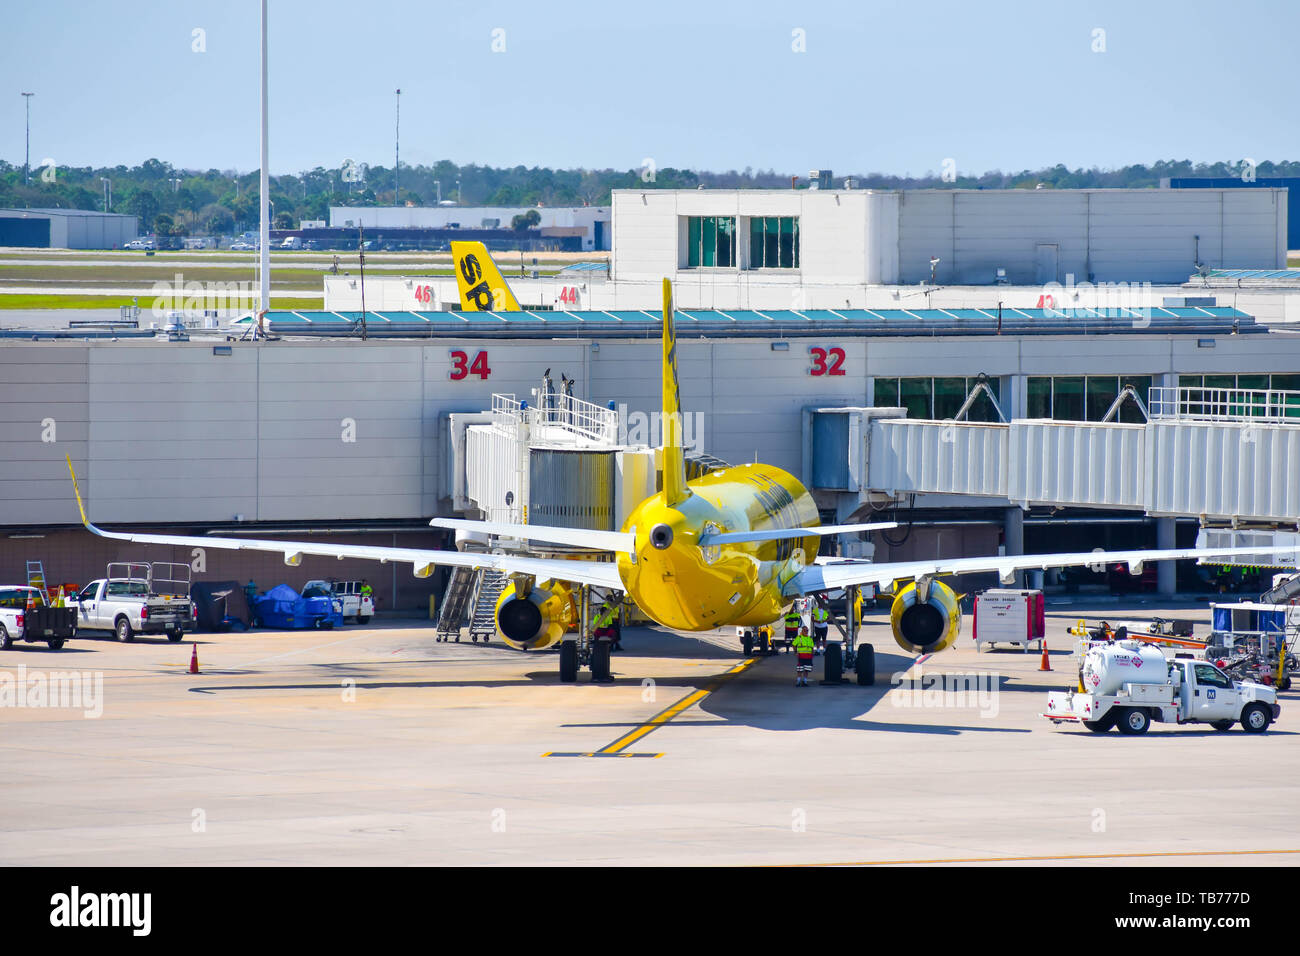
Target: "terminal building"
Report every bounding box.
[3,185,1299,611]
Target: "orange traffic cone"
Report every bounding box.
[189,643,200,674]
[1039,638,1052,671]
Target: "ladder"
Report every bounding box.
[436,566,477,642]
[26,561,47,593]
[468,570,508,643]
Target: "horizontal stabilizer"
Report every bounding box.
[430,518,635,554]
[698,522,897,547]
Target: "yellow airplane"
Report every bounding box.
[68,278,1297,683]
[450,240,520,312]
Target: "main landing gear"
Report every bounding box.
[558,585,618,684]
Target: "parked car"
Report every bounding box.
[70,563,195,642]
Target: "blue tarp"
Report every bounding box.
[251,584,343,630]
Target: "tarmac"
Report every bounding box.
[1,599,1297,866]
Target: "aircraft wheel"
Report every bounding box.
[741,632,754,656]
[559,642,577,683]
[855,643,875,686]
[591,641,612,683]
[823,643,843,683]
[759,633,771,655]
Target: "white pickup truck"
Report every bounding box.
[304,580,373,623]
[71,563,196,643]
[1043,640,1280,734]
[0,586,78,650]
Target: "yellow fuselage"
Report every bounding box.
[616,463,820,631]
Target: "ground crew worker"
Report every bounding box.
[812,601,829,653]
[359,580,373,605]
[243,579,258,606]
[783,607,802,653]
[593,599,621,651]
[792,626,816,686]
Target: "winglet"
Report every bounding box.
[66,454,91,529]
[661,278,687,506]
[450,241,521,311]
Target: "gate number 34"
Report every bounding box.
[449,350,492,380]
[809,346,846,376]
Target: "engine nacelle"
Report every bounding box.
[494,578,575,651]
[889,579,962,654]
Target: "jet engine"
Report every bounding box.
[889,579,962,654]
[494,578,575,651]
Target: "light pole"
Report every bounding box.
[394,88,401,206]
[100,177,111,213]
[456,177,461,204]
[21,92,33,185]
[434,179,440,204]
[257,0,270,336]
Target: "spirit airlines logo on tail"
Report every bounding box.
[66,274,1299,679]
[451,241,520,312]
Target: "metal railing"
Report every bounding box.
[1148,386,1300,424]
[491,391,618,444]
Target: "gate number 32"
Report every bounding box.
[450,350,492,380]
[808,346,846,376]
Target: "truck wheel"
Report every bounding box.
[1083,719,1112,733]
[0,625,11,650]
[47,638,65,650]
[559,642,578,683]
[855,643,876,686]
[1240,702,1272,734]
[358,615,371,625]
[166,628,183,642]
[115,617,134,642]
[1116,707,1150,735]
[1210,719,1235,732]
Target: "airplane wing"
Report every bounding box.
[429,518,635,555]
[67,460,622,590]
[784,545,1300,597]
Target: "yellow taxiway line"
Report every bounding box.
[544,657,759,758]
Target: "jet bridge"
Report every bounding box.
[811,386,1300,527]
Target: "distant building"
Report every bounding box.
[1165,177,1300,250]
[328,205,611,251]
[0,208,139,249]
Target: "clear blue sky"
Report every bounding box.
[3,0,1297,177]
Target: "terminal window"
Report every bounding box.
[686,216,736,268]
[749,216,799,269]
[1027,375,1152,423]
[1179,373,1300,417]
[873,376,1002,422]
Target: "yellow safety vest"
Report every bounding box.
[784,612,801,629]
[793,633,815,654]
[813,607,828,624]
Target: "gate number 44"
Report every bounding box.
[809,346,846,376]
[450,350,491,380]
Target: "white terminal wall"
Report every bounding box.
[5,332,1300,527]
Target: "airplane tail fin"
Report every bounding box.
[450,241,520,311]
[661,278,687,505]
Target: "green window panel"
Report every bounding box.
[1027,377,1052,418]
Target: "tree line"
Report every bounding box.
[2,156,1296,236]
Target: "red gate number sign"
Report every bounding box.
[809,346,846,376]
[450,350,492,380]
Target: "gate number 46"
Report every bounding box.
[809,346,846,376]
[450,350,491,380]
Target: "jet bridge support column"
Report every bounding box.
[1003,507,1025,589]
[1157,517,1177,596]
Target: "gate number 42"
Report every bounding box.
[450,350,491,380]
[809,347,846,376]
